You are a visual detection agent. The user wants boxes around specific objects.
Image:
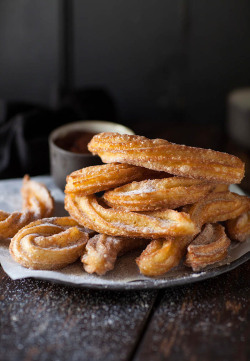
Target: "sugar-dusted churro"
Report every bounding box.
[9,217,88,270]
[104,177,215,211]
[0,176,54,241]
[185,223,231,271]
[65,193,198,239]
[82,234,149,275]
[88,133,245,184]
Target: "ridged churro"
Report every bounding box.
[226,211,250,242]
[65,193,198,239]
[9,217,88,270]
[82,234,149,275]
[65,163,166,196]
[185,223,231,271]
[88,133,245,184]
[136,235,195,276]
[104,177,215,211]
[186,191,250,227]
[0,176,54,241]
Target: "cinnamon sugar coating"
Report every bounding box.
[226,211,250,242]
[185,223,231,271]
[0,175,54,241]
[136,235,195,276]
[0,210,35,241]
[88,133,245,184]
[9,217,88,270]
[22,175,54,218]
[65,194,198,239]
[65,163,166,196]
[104,177,215,211]
[186,191,250,227]
[82,234,149,275]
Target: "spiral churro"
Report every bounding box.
[186,191,250,227]
[22,175,54,218]
[136,235,195,276]
[9,217,88,270]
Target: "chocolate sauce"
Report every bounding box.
[55,131,96,154]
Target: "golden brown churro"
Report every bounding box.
[226,211,250,242]
[82,234,149,275]
[186,191,250,227]
[9,217,88,270]
[136,235,195,276]
[65,163,166,196]
[185,224,231,271]
[88,133,245,184]
[0,176,54,241]
[104,177,215,211]
[0,210,34,241]
[22,175,54,218]
[65,193,198,239]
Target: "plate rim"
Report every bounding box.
[27,252,250,291]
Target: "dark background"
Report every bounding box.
[0,0,250,179]
[1,0,250,123]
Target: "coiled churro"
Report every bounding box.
[136,235,195,276]
[9,217,88,270]
[186,191,250,227]
[22,175,54,218]
[0,210,34,241]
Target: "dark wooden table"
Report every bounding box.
[0,123,249,361]
[0,261,249,361]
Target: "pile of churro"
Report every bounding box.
[4,132,250,277]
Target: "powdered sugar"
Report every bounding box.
[122,184,156,195]
[0,176,249,290]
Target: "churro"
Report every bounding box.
[82,234,149,275]
[65,193,198,239]
[9,217,88,270]
[185,223,231,271]
[88,133,244,184]
[0,176,54,241]
[104,177,215,211]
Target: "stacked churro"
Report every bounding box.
[65,132,249,276]
[6,133,250,276]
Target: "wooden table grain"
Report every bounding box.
[134,261,250,361]
[0,260,249,361]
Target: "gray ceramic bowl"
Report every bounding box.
[49,120,135,190]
